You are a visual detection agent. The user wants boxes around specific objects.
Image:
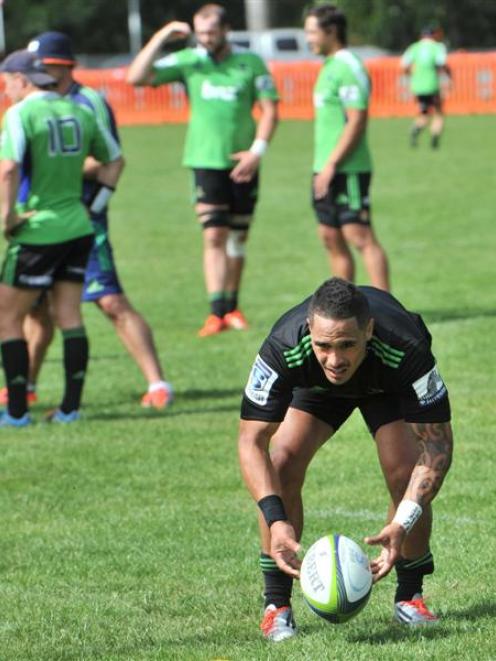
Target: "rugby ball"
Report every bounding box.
[300,533,372,623]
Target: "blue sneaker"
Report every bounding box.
[45,409,81,424]
[0,411,31,428]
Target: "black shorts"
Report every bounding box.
[290,388,402,436]
[0,234,93,290]
[416,93,442,114]
[192,168,259,222]
[312,172,371,228]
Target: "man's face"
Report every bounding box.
[193,15,228,55]
[42,63,71,93]
[309,313,373,385]
[304,16,333,56]
[2,73,27,102]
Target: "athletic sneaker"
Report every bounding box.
[141,383,174,409]
[0,386,38,405]
[394,594,439,625]
[260,605,297,642]
[224,309,249,331]
[45,409,81,424]
[198,314,226,337]
[0,411,31,428]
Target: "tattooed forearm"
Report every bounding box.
[406,422,453,506]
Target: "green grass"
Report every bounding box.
[1,116,495,660]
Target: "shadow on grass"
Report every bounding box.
[418,308,496,324]
[85,403,240,422]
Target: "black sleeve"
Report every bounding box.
[240,338,295,422]
[398,343,451,423]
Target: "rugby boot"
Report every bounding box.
[260,604,297,642]
[394,594,439,625]
[224,309,249,330]
[141,383,174,409]
[198,314,226,337]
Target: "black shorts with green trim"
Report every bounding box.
[192,168,259,217]
[0,234,93,289]
[312,172,372,228]
[416,93,442,114]
[289,388,402,436]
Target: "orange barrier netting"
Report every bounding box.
[1,52,495,123]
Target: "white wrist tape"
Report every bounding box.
[393,500,423,533]
[89,184,115,214]
[249,138,268,157]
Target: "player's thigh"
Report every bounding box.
[270,407,333,484]
[193,168,230,222]
[0,284,42,334]
[51,281,85,328]
[341,222,377,250]
[374,421,420,499]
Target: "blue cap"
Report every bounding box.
[0,50,57,86]
[27,31,76,65]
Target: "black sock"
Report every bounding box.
[209,293,226,318]
[1,339,29,418]
[260,552,293,609]
[431,134,440,149]
[225,292,238,314]
[394,551,434,602]
[61,327,89,414]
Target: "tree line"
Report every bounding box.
[4,0,496,55]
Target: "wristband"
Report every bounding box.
[89,184,115,214]
[249,138,268,157]
[257,494,287,528]
[393,500,423,533]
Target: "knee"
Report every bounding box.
[384,465,413,504]
[271,447,305,492]
[98,295,132,323]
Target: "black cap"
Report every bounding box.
[27,31,76,65]
[0,50,57,87]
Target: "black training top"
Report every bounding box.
[241,286,450,423]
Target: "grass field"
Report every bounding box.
[1,116,495,660]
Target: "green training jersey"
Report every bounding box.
[401,38,447,96]
[313,49,371,174]
[152,46,278,169]
[0,90,121,245]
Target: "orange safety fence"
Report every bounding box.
[1,52,495,124]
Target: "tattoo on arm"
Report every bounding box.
[407,422,453,506]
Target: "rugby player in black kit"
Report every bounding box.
[238,277,453,641]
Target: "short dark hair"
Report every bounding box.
[194,3,229,27]
[305,4,347,44]
[308,278,371,328]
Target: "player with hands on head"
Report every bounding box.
[127,4,279,337]
[238,277,453,641]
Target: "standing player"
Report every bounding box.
[127,4,279,337]
[401,25,452,149]
[238,278,453,640]
[0,31,174,411]
[304,4,390,292]
[0,50,123,426]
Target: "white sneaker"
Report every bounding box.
[394,594,439,625]
[260,604,297,642]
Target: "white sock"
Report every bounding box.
[148,380,172,393]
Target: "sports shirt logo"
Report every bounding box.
[201,80,239,102]
[412,365,447,407]
[245,355,278,406]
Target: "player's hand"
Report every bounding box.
[230,151,260,183]
[3,210,35,239]
[160,21,192,43]
[364,521,406,583]
[270,520,302,578]
[313,163,336,200]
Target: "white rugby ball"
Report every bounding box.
[300,533,372,623]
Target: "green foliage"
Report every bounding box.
[0,116,495,658]
[3,1,496,53]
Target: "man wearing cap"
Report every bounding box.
[401,26,452,149]
[0,31,174,412]
[0,49,123,426]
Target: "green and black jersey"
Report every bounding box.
[241,287,450,423]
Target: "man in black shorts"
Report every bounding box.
[127,4,279,336]
[305,5,390,291]
[238,277,453,640]
[0,50,123,426]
